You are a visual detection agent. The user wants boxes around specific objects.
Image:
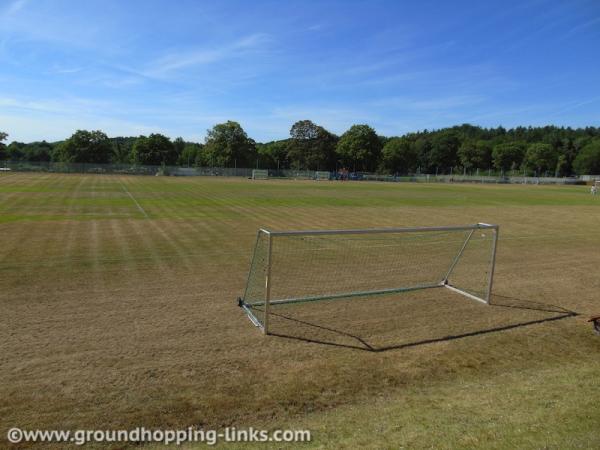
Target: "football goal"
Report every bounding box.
[252,169,269,180]
[238,223,499,334]
[315,171,331,181]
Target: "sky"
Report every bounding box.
[0,0,599,143]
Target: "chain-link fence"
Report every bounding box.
[0,160,587,185]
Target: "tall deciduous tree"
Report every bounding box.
[173,137,185,161]
[56,130,112,163]
[111,137,136,164]
[336,124,382,172]
[131,134,177,165]
[458,140,492,171]
[380,137,418,174]
[178,142,202,167]
[287,120,337,170]
[492,142,525,172]
[572,139,600,175]
[257,140,289,169]
[0,131,8,160]
[415,136,433,173]
[522,143,559,175]
[203,121,255,167]
[429,130,460,172]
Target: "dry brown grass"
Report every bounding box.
[1,173,599,448]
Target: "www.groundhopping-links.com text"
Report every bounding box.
[7,426,312,446]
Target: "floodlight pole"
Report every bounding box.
[263,231,273,335]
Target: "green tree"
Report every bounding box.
[6,142,25,160]
[0,131,8,160]
[56,130,112,163]
[458,140,492,172]
[257,140,289,169]
[173,137,185,162]
[111,137,136,164]
[204,121,255,167]
[522,143,559,175]
[380,137,418,174]
[131,134,177,166]
[429,130,460,173]
[492,143,525,172]
[178,143,203,167]
[336,124,382,172]
[572,139,600,175]
[24,141,53,161]
[414,136,433,173]
[287,120,337,170]
[558,138,577,176]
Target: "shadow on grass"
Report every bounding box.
[266,294,579,352]
[489,293,576,314]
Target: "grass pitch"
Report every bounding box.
[1,173,599,449]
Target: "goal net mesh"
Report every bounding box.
[241,226,497,329]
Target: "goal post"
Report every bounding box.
[315,171,331,180]
[238,223,499,334]
[252,169,269,180]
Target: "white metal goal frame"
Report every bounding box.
[314,171,331,180]
[238,223,499,335]
[252,169,269,180]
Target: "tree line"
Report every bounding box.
[1,121,600,175]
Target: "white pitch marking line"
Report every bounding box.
[118,178,149,219]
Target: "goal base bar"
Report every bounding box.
[443,283,488,304]
[238,283,489,330]
[238,298,264,329]
[244,283,444,308]
[242,282,488,310]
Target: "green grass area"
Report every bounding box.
[0,175,596,225]
[1,173,599,449]
[276,359,600,450]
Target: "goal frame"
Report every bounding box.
[314,171,331,181]
[252,169,269,180]
[238,223,499,335]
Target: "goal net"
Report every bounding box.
[315,171,331,180]
[238,223,499,334]
[252,169,269,180]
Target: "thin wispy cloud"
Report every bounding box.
[4,0,28,16]
[371,95,486,111]
[47,66,84,75]
[560,16,600,40]
[0,95,116,116]
[143,33,271,78]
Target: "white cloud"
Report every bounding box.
[4,0,28,16]
[47,66,84,75]
[371,95,486,111]
[0,96,114,116]
[143,33,270,78]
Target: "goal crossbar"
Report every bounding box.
[260,223,497,237]
[238,223,499,334]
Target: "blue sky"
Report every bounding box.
[1,0,599,143]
